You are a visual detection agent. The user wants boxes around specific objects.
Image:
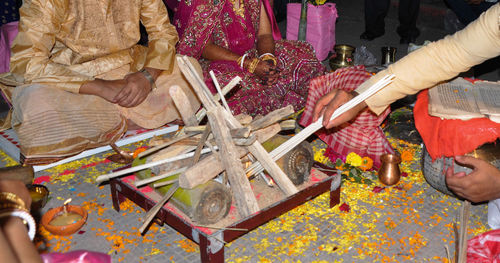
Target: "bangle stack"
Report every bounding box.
[259,53,277,66]
[237,54,248,69]
[0,192,36,240]
[247,58,260,73]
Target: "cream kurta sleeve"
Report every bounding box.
[9,0,93,93]
[355,3,500,115]
[141,0,179,73]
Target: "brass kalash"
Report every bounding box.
[329,44,355,71]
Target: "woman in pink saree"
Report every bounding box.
[172,0,326,116]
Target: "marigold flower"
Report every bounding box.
[401,150,414,162]
[360,156,373,171]
[346,152,362,167]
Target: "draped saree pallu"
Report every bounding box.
[173,0,326,116]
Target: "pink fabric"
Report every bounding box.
[467,229,500,262]
[174,0,325,116]
[41,250,111,263]
[299,66,395,168]
[0,21,18,73]
[286,3,338,61]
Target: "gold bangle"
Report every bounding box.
[260,54,277,66]
[247,58,260,73]
[0,192,26,211]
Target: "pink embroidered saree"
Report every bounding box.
[173,0,326,116]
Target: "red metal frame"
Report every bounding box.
[110,168,340,262]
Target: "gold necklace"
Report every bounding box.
[229,0,245,18]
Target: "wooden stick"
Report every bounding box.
[245,74,395,177]
[279,119,296,130]
[233,135,256,146]
[138,132,200,159]
[191,124,211,165]
[153,179,178,188]
[169,85,198,126]
[248,105,294,131]
[196,76,241,122]
[178,121,281,189]
[96,148,213,184]
[209,70,230,112]
[139,182,179,234]
[134,167,187,187]
[457,200,471,263]
[207,107,259,217]
[235,114,253,126]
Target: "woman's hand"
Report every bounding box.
[253,60,279,86]
[312,89,367,128]
[446,156,500,203]
[0,180,31,210]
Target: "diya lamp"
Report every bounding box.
[378,153,401,186]
[41,198,88,236]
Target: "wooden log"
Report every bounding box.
[248,105,294,131]
[195,76,241,122]
[185,125,250,138]
[138,132,200,159]
[206,107,259,217]
[233,135,256,146]
[169,85,198,126]
[235,114,252,126]
[179,123,281,189]
[221,110,298,196]
[279,119,296,131]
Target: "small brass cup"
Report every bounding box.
[329,44,355,71]
[378,154,401,186]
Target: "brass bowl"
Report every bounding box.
[329,44,355,71]
[28,184,49,211]
[41,205,88,236]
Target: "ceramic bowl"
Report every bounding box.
[41,205,87,236]
[28,184,49,210]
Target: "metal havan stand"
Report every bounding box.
[109,166,341,262]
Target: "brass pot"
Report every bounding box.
[329,44,355,71]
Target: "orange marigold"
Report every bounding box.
[401,150,414,162]
[360,157,373,171]
[133,147,148,158]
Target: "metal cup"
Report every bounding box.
[378,153,401,186]
[381,47,397,66]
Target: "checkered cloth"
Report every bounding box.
[299,66,395,168]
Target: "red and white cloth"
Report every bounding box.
[468,229,500,262]
[299,66,395,168]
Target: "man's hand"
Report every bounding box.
[80,78,126,103]
[446,156,500,203]
[312,89,367,129]
[112,72,152,108]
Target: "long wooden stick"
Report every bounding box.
[96,148,213,184]
[245,74,395,176]
[138,132,200,159]
[457,200,471,263]
[210,70,230,112]
[134,167,187,187]
[139,182,179,234]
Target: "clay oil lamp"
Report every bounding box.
[41,198,88,236]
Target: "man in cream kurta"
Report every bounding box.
[7,0,200,164]
[313,3,500,203]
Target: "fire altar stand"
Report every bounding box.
[109,165,341,262]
